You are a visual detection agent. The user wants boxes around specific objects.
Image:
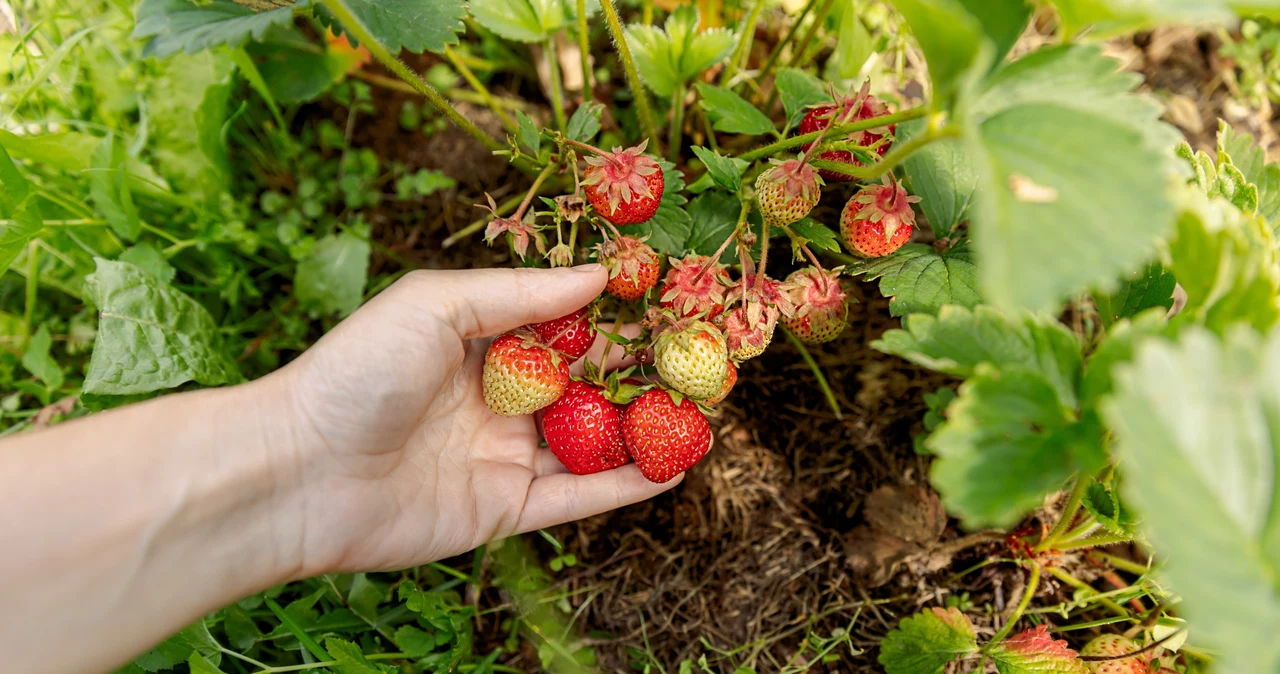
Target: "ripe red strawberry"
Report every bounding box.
[841,177,920,258]
[781,267,847,344]
[660,255,729,320]
[755,159,823,227]
[582,142,664,225]
[597,235,660,301]
[799,89,896,182]
[723,304,775,362]
[705,360,737,406]
[622,389,713,483]
[529,307,596,362]
[482,329,569,417]
[655,320,729,400]
[1081,635,1151,674]
[542,381,630,474]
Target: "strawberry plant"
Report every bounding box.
[10,0,1280,670]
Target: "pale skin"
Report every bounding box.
[0,264,681,674]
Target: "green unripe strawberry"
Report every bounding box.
[755,159,823,227]
[655,321,729,400]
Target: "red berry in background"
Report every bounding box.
[482,329,570,417]
[582,142,664,225]
[530,307,596,362]
[660,255,729,320]
[1081,635,1151,674]
[597,235,660,301]
[705,360,738,406]
[781,267,848,345]
[841,177,920,258]
[622,389,713,483]
[755,159,823,227]
[542,381,630,475]
[799,87,896,182]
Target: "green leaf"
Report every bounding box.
[1079,308,1167,408]
[567,101,603,143]
[631,161,691,256]
[252,40,354,104]
[187,654,227,674]
[695,83,775,136]
[955,0,1032,67]
[1093,263,1175,330]
[878,607,978,674]
[133,634,192,672]
[324,637,393,674]
[901,120,976,238]
[987,625,1086,674]
[929,366,1105,528]
[325,0,467,54]
[118,244,177,284]
[1103,326,1280,674]
[786,218,841,256]
[394,625,437,658]
[1081,481,1136,536]
[624,7,733,97]
[21,325,63,391]
[149,51,234,196]
[831,4,872,80]
[515,111,542,155]
[690,146,748,191]
[1217,120,1280,223]
[83,259,242,395]
[848,242,981,316]
[775,68,831,131]
[347,573,384,622]
[0,147,43,272]
[686,192,742,262]
[0,131,171,196]
[294,231,372,317]
[132,0,307,58]
[88,134,140,241]
[1046,0,1233,39]
[222,605,262,651]
[887,0,988,107]
[873,305,1082,408]
[469,0,552,42]
[968,45,1179,312]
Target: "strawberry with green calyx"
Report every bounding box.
[622,388,714,483]
[781,266,848,344]
[755,159,824,227]
[482,329,570,417]
[660,254,730,320]
[479,193,545,261]
[1081,635,1152,674]
[841,175,921,258]
[596,235,661,301]
[577,140,665,225]
[529,306,597,362]
[654,318,729,400]
[799,81,897,182]
[542,380,630,475]
[705,360,737,406]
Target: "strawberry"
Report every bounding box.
[530,307,596,362]
[781,267,847,344]
[482,329,570,417]
[622,389,713,483]
[799,87,896,182]
[660,255,729,320]
[705,360,738,406]
[1081,635,1151,674]
[542,381,630,474]
[755,159,823,227]
[582,141,664,225]
[655,320,729,400]
[841,176,920,258]
[723,305,775,362]
[597,235,661,301]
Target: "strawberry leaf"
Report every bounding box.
[132,0,311,58]
[1092,263,1175,330]
[1045,0,1232,39]
[631,161,692,256]
[966,44,1181,313]
[878,607,978,674]
[886,0,988,109]
[690,146,748,192]
[567,101,603,143]
[1103,326,1280,674]
[847,242,981,316]
[469,0,595,43]
[695,83,775,136]
[774,68,831,131]
[1081,480,1137,536]
[320,0,467,54]
[1079,308,1168,408]
[786,218,842,257]
[625,7,733,98]
[687,192,743,262]
[987,625,1086,674]
[900,120,976,238]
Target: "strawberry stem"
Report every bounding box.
[983,562,1041,650]
[515,164,558,220]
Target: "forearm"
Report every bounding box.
[0,374,308,674]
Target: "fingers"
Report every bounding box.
[407,265,608,340]
[571,323,642,376]
[514,466,683,533]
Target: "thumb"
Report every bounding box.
[417,264,608,339]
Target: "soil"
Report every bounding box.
[303,22,1275,672]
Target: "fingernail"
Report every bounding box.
[573,263,603,273]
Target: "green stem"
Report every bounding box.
[755,0,817,96]
[1035,477,1092,553]
[1060,519,1098,542]
[1088,551,1151,577]
[736,106,927,161]
[1057,532,1134,552]
[443,45,516,131]
[599,0,661,151]
[23,241,38,337]
[251,653,409,673]
[1044,566,1131,618]
[985,563,1040,649]
[807,123,960,181]
[544,37,569,132]
[721,0,767,87]
[668,83,686,163]
[786,0,835,69]
[319,0,502,153]
[641,0,653,25]
[782,326,843,420]
[577,0,593,98]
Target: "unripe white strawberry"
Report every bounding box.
[1081,635,1151,674]
[655,321,729,400]
[755,159,823,227]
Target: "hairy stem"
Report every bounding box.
[1035,476,1092,553]
[668,83,686,163]
[1044,567,1132,618]
[761,0,835,110]
[544,37,569,132]
[443,45,516,131]
[599,0,662,151]
[783,326,843,420]
[985,562,1040,648]
[318,0,502,154]
[1088,551,1151,577]
[515,164,559,219]
[1056,532,1134,552]
[721,0,767,87]
[755,0,818,97]
[736,107,927,161]
[808,123,961,181]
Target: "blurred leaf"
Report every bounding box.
[1082,481,1137,536]
[88,134,140,241]
[774,68,831,130]
[149,51,234,196]
[879,608,978,674]
[22,325,63,391]
[1045,0,1232,39]
[887,0,988,107]
[832,2,872,79]
[323,0,467,54]
[0,146,43,273]
[1216,120,1280,224]
[1093,263,1175,329]
[252,41,354,104]
[394,625,437,658]
[695,83,774,135]
[900,120,976,238]
[690,146,748,191]
[83,259,242,395]
[955,0,1032,67]
[294,231,371,317]
[119,244,176,284]
[567,101,604,142]
[848,242,982,316]
[626,8,734,97]
[515,111,541,155]
[133,0,309,58]
[1079,308,1167,408]
[223,605,262,651]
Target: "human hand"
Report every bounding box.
[271,265,681,576]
